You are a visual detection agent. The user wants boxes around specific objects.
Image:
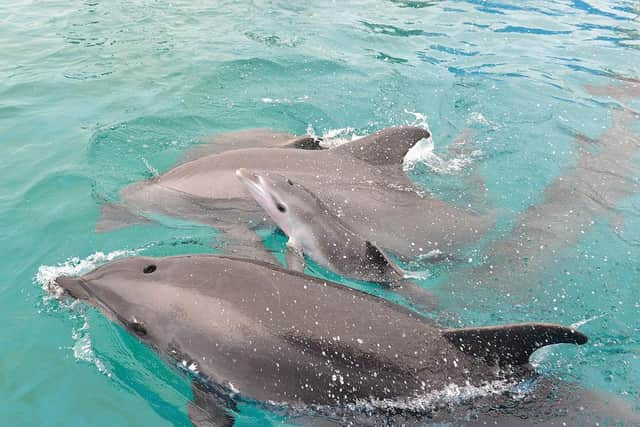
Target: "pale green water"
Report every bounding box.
[1,0,639,425]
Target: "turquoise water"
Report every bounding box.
[2,0,639,425]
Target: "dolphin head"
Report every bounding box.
[54,256,174,340]
[236,169,322,240]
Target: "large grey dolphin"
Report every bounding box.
[97,127,491,263]
[49,254,629,426]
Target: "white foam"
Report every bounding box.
[404,136,479,174]
[571,314,604,329]
[261,95,309,104]
[466,111,491,126]
[141,156,159,177]
[266,378,529,418]
[403,109,481,174]
[36,249,136,298]
[404,110,432,132]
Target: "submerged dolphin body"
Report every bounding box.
[444,81,640,296]
[52,254,605,425]
[97,127,491,262]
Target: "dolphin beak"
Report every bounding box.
[55,276,92,300]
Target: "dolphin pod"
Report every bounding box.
[53,254,637,426]
[97,126,491,263]
[56,79,640,424]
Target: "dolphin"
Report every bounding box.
[51,254,607,425]
[96,127,491,263]
[96,128,323,261]
[235,168,407,283]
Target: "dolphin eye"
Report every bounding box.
[143,264,157,274]
[287,179,294,186]
[276,203,287,213]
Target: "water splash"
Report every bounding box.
[406,137,479,174]
[261,95,309,104]
[351,379,525,413]
[35,250,139,374]
[36,250,136,298]
[141,156,159,177]
[306,124,364,148]
[266,378,529,420]
[571,314,605,329]
[403,109,482,173]
[71,318,110,376]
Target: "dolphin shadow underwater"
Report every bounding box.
[96,126,491,264]
[51,254,639,426]
[441,79,640,297]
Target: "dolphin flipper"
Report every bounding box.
[187,383,235,427]
[443,323,588,367]
[95,203,154,232]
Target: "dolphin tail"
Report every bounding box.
[95,203,153,232]
[443,322,587,367]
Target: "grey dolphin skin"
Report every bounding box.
[235,168,406,283]
[51,254,640,426]
[97,127,490,263]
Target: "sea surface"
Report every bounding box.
[1,0,639,425]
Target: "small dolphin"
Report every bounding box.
[54,254,594,425]
[236,168,406,283]
[97,127,491,263]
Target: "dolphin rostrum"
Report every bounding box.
[97,127,491,263]
[53,254,593,425]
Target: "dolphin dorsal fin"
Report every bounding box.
[334,126,430,165]
[443,322,587,367]
[365,241,405,278]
